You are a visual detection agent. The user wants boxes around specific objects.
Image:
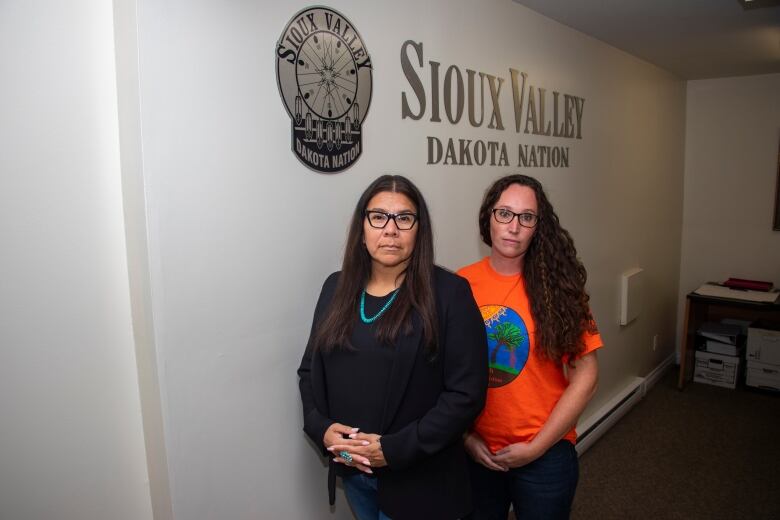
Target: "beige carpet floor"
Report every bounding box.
[571,368,779,519]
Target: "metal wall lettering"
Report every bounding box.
[400,40,586,168]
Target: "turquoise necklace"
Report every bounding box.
[359,288,400,324]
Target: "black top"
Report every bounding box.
[298,266,488,520]
[324,292,396,437]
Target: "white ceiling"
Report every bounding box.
[512,0,780,79]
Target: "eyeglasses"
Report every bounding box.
[365,210,418,230]
[492,208,539,228]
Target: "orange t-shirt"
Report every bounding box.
[458,257,602,453]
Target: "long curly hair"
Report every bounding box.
[314,175,438,356]
[478,174,596,364]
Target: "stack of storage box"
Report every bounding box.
[746,324,780,391]
[693,322,743,389]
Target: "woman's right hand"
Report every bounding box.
[464,432,507,472]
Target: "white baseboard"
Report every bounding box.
[575,376,644,455]
[575,354,675,456]
[641,353,675,396]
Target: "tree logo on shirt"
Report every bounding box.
[275,6,373,173]
[481,305,530,387]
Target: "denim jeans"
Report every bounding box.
[342,473,392,520]
[467,440,579,520]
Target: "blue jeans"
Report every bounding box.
[467,440,579,520]
[342,473,392,520]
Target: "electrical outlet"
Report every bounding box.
[652,334,659,351]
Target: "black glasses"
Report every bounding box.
[492,208,539,228]
[365,210,418,230]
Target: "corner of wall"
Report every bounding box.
[113,2,173,519]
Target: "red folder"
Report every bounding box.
[723,278,774,292]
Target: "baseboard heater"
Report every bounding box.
[575,376,645,456]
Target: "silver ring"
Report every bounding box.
[339,450,353,464]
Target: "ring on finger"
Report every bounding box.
[339,450,353,464]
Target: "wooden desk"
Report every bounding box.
[678,293,780,389]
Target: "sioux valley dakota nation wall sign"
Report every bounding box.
[400,40,585,169]
[276,6,373,173]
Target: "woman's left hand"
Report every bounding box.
[492,441,543,469]
[329,432,388,468]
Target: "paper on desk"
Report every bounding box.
[694,283,780,303]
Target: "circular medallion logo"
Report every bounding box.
[480,305,530,388]
[276,7,373,173]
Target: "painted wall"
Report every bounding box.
[0,2,153,519]
[678,73,780,349]
[131,0,685,518]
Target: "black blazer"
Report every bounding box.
[298,266,488,520]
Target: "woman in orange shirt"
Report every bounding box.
[458,174,602,520]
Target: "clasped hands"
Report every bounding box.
[464,432,543,471]
[324,422,387,474]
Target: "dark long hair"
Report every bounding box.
[314,175,438,355]
[479,174,596,364]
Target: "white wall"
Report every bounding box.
[0,2,152,520]
[131,0,685,518]
[677,74,780,349]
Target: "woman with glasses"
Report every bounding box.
[457,174,602,520]
[298,174,487,520]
